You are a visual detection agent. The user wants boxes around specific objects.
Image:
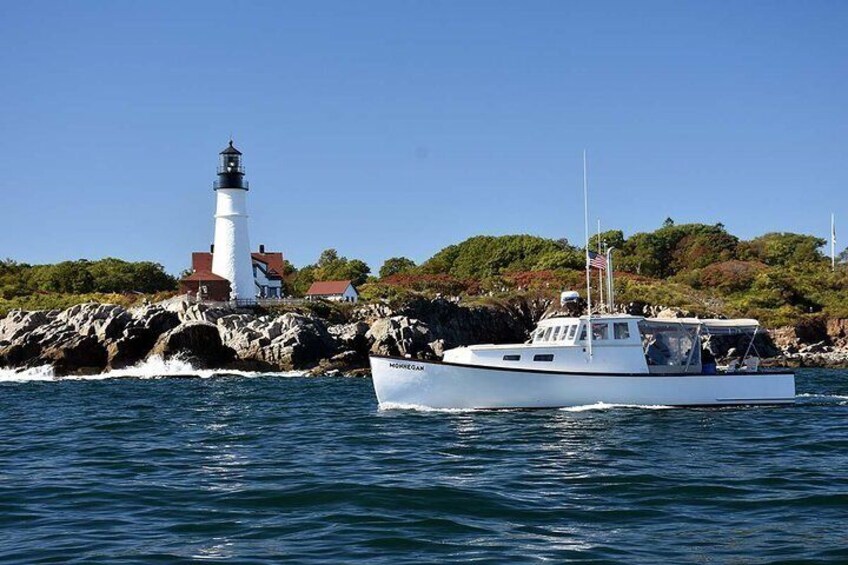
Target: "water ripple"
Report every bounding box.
[0,368,846,563]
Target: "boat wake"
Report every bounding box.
[378,402,675,413]
[378,402,481,413]
[560,402,674,412]
[0,356,306,383]
[795,393,848,405]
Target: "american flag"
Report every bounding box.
[588,251,606,270]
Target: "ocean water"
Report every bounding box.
[1,362,847,564]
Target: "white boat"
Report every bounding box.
[371,153,794,410]
[369,315,795,409]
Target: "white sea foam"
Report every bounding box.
[0,356,306,383]
[0,365,57,383]
[378,402,481,413]
[379,401,673,413]
[560,402,673,412]
[796,393,848,400]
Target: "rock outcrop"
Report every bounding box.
[150,321,233,368]
[217,312,337,370]
[367,316,434,358]
[107,305,180,369]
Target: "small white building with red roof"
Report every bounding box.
[305,280,359,303]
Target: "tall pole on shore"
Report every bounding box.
[583,150,593,360]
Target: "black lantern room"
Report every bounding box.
[214,140,248,190]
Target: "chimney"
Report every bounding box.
[259,244,265,253]
[210,244,215,253]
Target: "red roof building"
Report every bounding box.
[178,270,232,301]
[305,280,359,303]
[180,245,287,300]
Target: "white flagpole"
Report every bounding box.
[606,247,615,312]
[597,219,604,312]
[583,150,593,360]
[832,213,836,271]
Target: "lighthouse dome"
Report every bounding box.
[220,140,242,155]
[215,139,248,190]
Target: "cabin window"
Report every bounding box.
[503,354,521,361]
[533,354,554,362]
[567,325,577,340]
[532,329,544,343]
[614,322,630,340]
[551,326,562,341]
[579,325,587,341]
[542,327,553,341]
[592,323,609,340]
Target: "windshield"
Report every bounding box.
[639,321,701,367]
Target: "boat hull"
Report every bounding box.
[369,356,796,409]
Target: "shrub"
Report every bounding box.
[699,260,767,292]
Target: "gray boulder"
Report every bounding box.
[39,333,108,375]
[367,316,434,358]
[218,312,336,370]
[328,322,370,355]
[57,303,132,341]
[0,309,60,342]
[150,321,233,368]
[106,305,180,369]
[179,303,231,324]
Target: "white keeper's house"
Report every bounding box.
[305,280,359,303]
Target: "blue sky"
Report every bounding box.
[1,1,846,275]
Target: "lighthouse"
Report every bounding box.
[211,140,255,301]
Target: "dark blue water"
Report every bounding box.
[1,368,847,564]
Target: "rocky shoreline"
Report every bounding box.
[0,297,545,376]
[2,297,848,376]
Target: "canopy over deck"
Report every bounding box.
[644,318,759,335]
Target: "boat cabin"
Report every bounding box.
[443,315,761,375]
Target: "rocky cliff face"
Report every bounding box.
[2,298,845,376]
[0,297,543,376]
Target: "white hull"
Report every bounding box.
[370,356,796,410]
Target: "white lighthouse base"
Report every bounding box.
[211,188,255,301]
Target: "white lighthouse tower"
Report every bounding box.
[211,140,255,301]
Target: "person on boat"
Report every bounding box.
[645,334,672,365]
[702,346,717,374]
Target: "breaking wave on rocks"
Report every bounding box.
[0,356,306,383]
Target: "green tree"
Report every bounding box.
[420,235,576,279]
[379,257,416,278]
[588,230,626,253]
[290,265,317,296]
[318,249,340,267]
[35,261,96,293]
[740,233,826,267]
[617,223,738,278]
[295,249,372,292]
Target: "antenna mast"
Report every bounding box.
[583,150,593,359]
